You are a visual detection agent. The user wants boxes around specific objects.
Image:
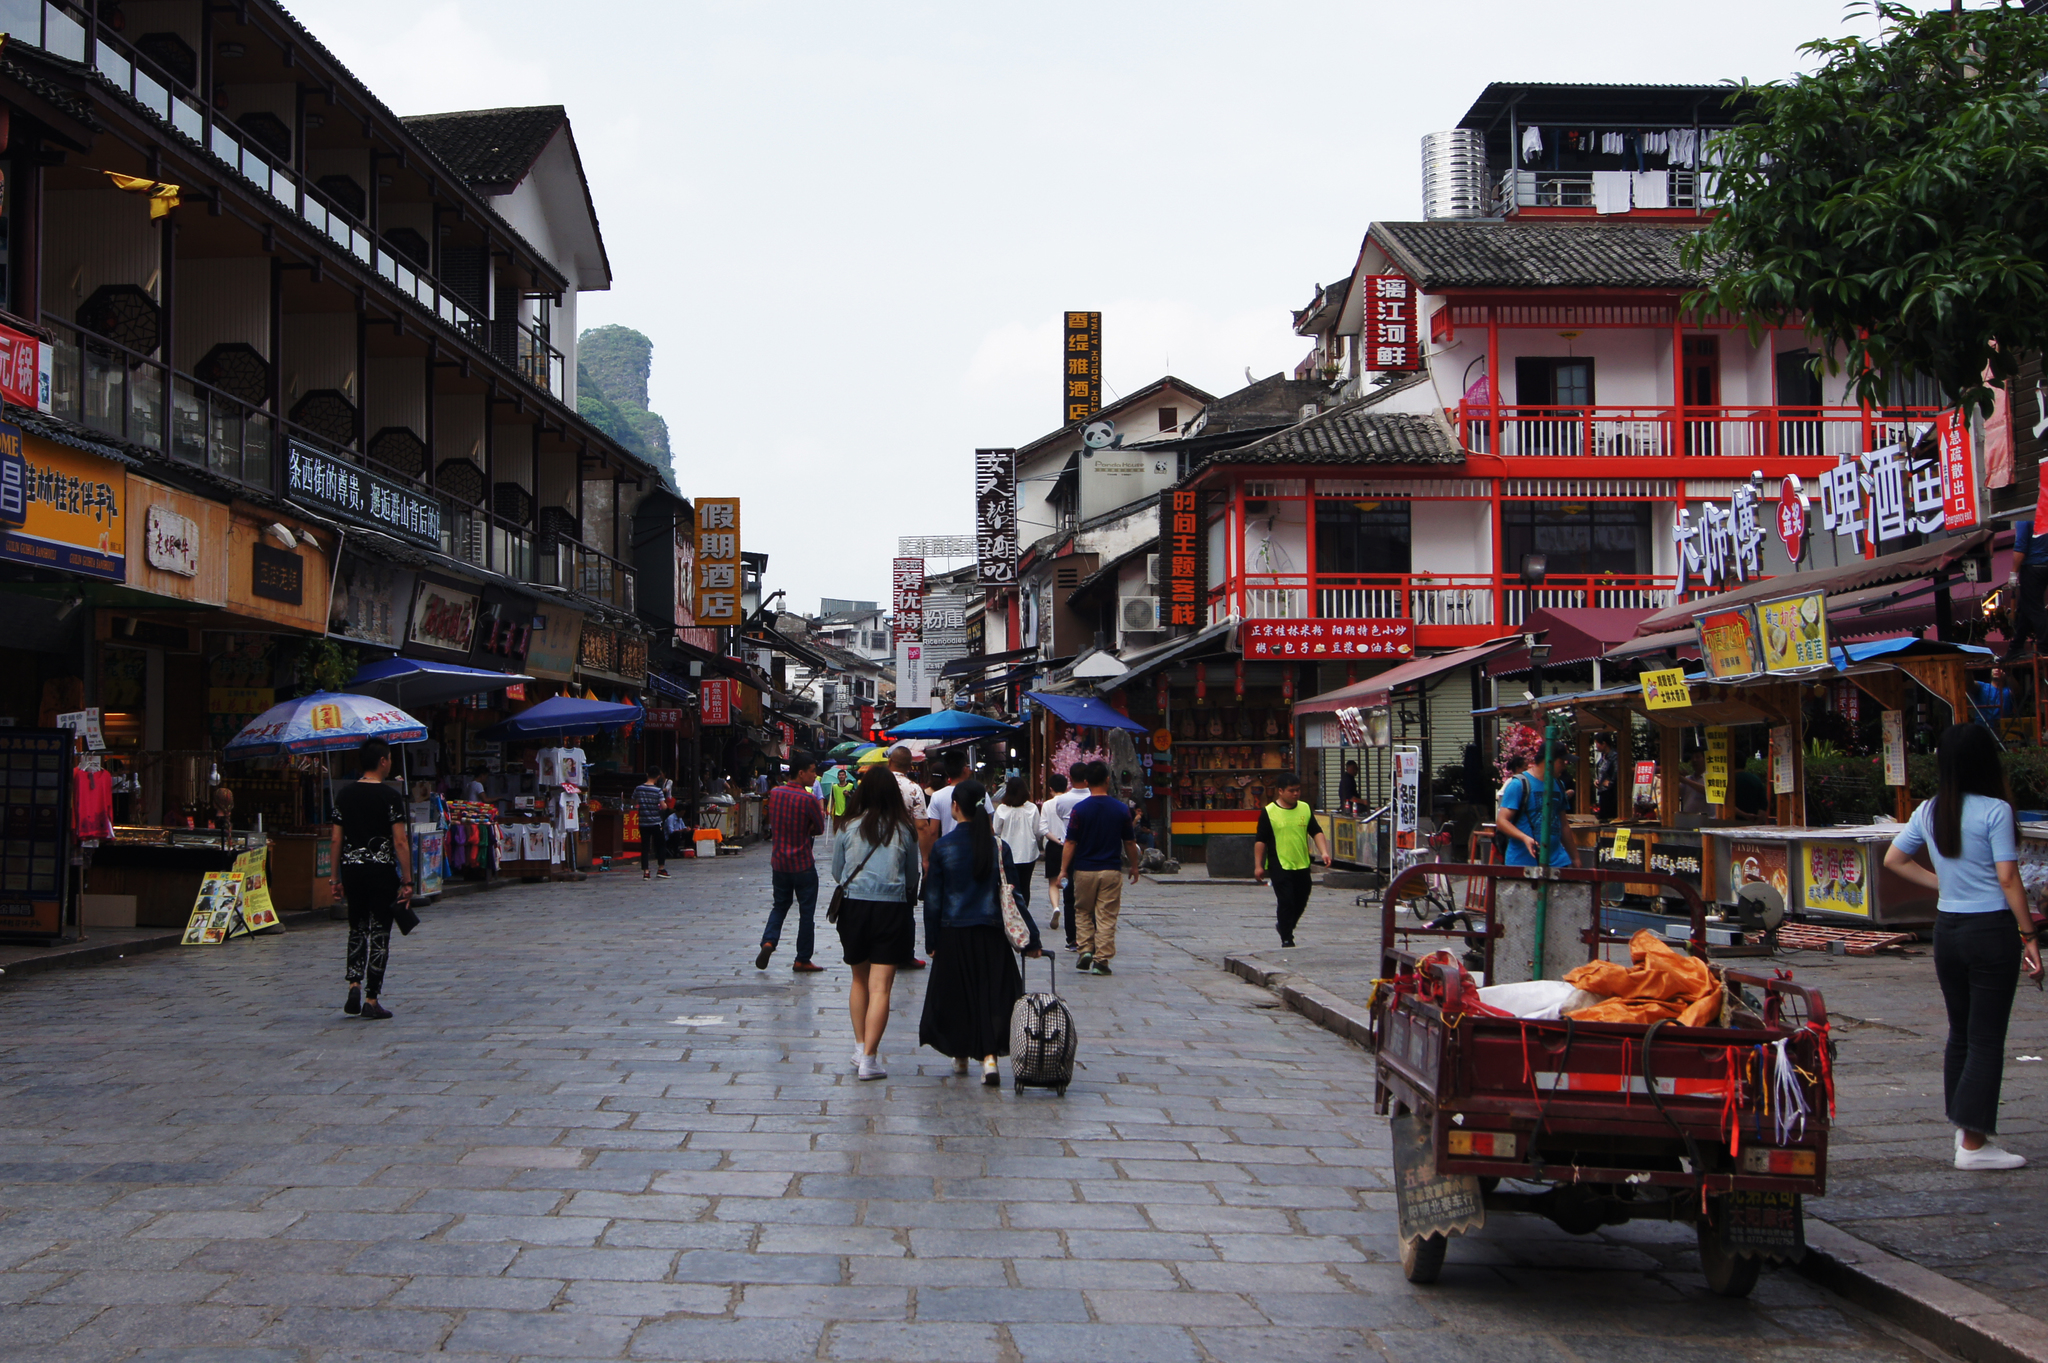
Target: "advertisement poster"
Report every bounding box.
[180,871,245,945]
[0,429,125,581]
[1771,725,1795,794]
[230,848,279,933]
[1882,710,1906,787]
[1631,760,1660,820]
[1392,746,1420,873]
[700,677,732,726]
[1642,668,1692,710]
[1757,591,1829,672]
[1704,727,1730,807]
[1728,840,1790,909]
[1802,840,1870,917]
[1242,620,1413,658]
[1694,606,1762,680]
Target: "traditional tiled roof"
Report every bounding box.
[1371,219,1707,291]
[401,106,567,190]
[1214,383,1462,467]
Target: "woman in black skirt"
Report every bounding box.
[919,780,1025,1086]
[831,765,921,1082]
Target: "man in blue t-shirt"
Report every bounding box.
[1056,761,1138,976]
[1497,750,1575,869]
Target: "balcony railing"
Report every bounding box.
[1235,572,1693,631]
[1458,403,1938,462]
[1493,167,1709,215]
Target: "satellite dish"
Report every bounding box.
[1082,419,1116,451]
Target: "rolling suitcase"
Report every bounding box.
[1008,952,1077,1096]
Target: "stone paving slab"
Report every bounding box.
[0,844,1979,1360]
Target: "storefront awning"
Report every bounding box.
[1023,690,1154,735]
[475,695,643,741]
[1294,637,1522,717]
[1088,618,1238,694]
[1486,608,1655,676]
[942,646,1038,678]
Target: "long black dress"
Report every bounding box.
[918,831,1024,1059]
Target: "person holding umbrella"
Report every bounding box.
[328,738,414,1020]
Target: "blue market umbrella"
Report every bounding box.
[347,656,533,706]
[883,709,1019,741]
[223,691,428,758]
[475,694,643,742]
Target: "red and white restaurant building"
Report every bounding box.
[1036,83,1997,853]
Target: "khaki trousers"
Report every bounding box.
[1072,869,1124,962]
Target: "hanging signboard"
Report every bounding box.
[700,677,733,726]
[1935,410,1980,530]
[285,441,440,548]
[328,553,414,649]
[1364,275,1417,371]
[0,322,43,409]
[1756,591,1829,673]
[408,579,480,656]
[1704,727,1730,807]
[1063,310,1101,424]
[0,428,124,581]
[1159,489,1206,628]
[974,448,1018,586]
[1242,619,1413,658]
[1642,668,1692,710]
[1882,710,1906,787]
[1771,724,1795,793]
[693,497,741,626]
[524,604,582,681]
[1694,604,1762,681]
[892,557,925,640]
[1392,745,1421,874]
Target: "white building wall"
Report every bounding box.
[1411,501,1490,574]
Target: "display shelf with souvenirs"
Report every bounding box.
[442,800,500,880]
[495,808,562,880]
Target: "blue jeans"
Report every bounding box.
[764,868,819,963]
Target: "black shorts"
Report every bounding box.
[837,897,916,967]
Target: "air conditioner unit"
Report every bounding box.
[1145,554,1161,585]
[1121,596,1162,632]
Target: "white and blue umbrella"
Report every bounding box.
[223,691,428,759]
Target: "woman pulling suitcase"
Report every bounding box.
[919,780,1025,1086]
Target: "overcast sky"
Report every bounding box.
[287,0,1880,616]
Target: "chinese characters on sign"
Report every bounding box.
[285,442,440,548]
[1756,591,1828,672]
[1934,411,1979,530]
[694,498,741,625]
[1063,311,1101,424]
[1776,474,1808,564]
[249,543,303,605]
[1693,605,1762,681]
[1641,668,1692,710]
[700,677,732,726]
[409,582,479,654]
[974,449,1018,586]
[1158,490,1206,628]
[0,323,44,410]
[1818,443,1944,553]
[1392,747,1421,875]
[1882,710,1906,786]
[1364,275,1417,371]
[1675,479,1767,592]
[892,557,925,641]
[1241,619,1414,658]
[0,427,124,581]
[1704,727,1730,806]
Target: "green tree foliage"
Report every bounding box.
[577,325,673,479]
[1683,3,2048,415]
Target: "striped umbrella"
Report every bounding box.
[223,691,428,759]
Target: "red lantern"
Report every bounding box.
[1281,669,1294,702]
[1156,675,1169,714]
[1234,660,1245,699]
[1195,666,1207,705]
[1346,664,1357,686]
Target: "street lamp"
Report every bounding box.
[1523,630,1552,699]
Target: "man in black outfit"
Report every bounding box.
[327,738,413,1020]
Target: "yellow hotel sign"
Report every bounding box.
[0,426,124,581]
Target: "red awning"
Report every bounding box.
[1294,637,1522,717]
[1486,607,1655,676]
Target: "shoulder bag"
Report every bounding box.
[827,835,884,925]
[998,843,1032,951]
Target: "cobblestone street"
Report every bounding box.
[0,848,1952,1361]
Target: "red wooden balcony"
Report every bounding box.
[1458,402,1939,463]
[1227,573,1695,637]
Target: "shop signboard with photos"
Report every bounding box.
[1694,604,1762,681]
[1757,591,1829,673]
[693,497,741,626]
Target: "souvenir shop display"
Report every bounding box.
[442,800,500,881]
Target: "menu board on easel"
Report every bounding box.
[0,727,70,938]
[231,848,280,933]
[181,871,246,945]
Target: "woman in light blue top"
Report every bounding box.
[1884,723,2043,1170]
[831,766,921,1080]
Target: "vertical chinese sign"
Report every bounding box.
[892,557,928,709]
[1934,410,1979,531]
[1364,275,1416,372]
[974,449,1018,587]
[694,498,741,626]
[1063,311,1101,424]
[700,678,732,726]
[1158,489,1206,628]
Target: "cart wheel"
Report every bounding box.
[1696,1220,1761,1298]
[1400,1232,1448,1284]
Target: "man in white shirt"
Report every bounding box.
[925,752,968,844]
[1039,763,1089,947]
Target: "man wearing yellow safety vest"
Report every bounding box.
[1253,773,1332,949]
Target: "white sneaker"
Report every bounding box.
[1956,1140,2027,1170]
[1049,910,1061,929]
[858,1055,887,1081]
[952,1056,969,1075]
[854,1045,866,1069]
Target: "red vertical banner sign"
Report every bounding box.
[700,678,732,726]
[1936,410,1979,530]
[1364,275,1417,372]
[1158,489,1206,628]
[891,557,925,641]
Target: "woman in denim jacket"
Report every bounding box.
[832,766,921,1081]
[918,780,1025,1086]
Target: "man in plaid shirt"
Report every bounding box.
[755,751,826,973]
